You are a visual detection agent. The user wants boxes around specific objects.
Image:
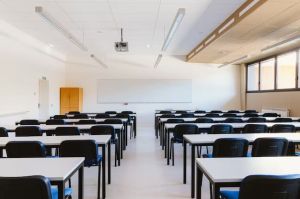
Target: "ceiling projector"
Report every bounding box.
[115,28,128,52]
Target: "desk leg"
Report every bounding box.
[196,166,203,199]
[212,183,220,199]
[125,124,128,145]
[78,165,84,199]
[167,130,170,165]
[134,117,137,138]
[183,139,187,184]
[108,142,111,184]
[164,128,167,158]
[102,144,106,199]
[191,145,195,198]
[58,181,65,199]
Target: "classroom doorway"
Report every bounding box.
[38,79,49,120]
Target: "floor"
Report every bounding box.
[72,127,210,199]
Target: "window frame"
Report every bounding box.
[246,48,300,93]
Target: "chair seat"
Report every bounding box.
[202,154,212,158]
[51,187,72,199]
[171,137,183,143]
[85,155,102,167]
[220,190,239,199]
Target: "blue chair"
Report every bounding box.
[242,124,268,134]
[251,138,289,157]
[6,141,47,158]
[209,124,233,134]
[221,175,300,199]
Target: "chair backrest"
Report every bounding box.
[263,113,279,117]
[105,111,117,114]
[103,119,123,124]
[222,113,237,117]
[0,127,8,137]
[210,124,233,134]
[121,111,133,114]
[115,113,130,118]
[252,138,289,157]
[19,119,39,125]
[205,113,220,117]
[180,113,194,118]
[166,119,184,123]
[55,127,80,136]
[271,124,296,133]
[73,114,89,119]
[69,111,80,115]
[53,115,67,119]
[173,124,198,140]
[224,118,243,123]
[15,126,42,137]
[195,118,214,123]
[243,113,259,117]
[45,119,65,125]
[212,138,249,157]
[59,140,99,167]
[247,117,267,123]
[175,110,188,114]
[239,175,300,199]
[95,113,110,118]
[244,110,257,113]
[6,141,47,158]
[227,110,240,113]
[77,120,97,124]
[274,118,293,123]
[0,175,53,199]
[243,124,268,134]
[210,110,223,113]
[159,111,172,114]
[160,114,176,118]
[194,110,206,113]
[90,125,115,140]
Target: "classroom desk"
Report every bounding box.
[0,157,84,199]
[184,133,300,198]
[0,135,111,199]
[196,157,300,199]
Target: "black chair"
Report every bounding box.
[247,117,267,123]
[243,113,259,117]
[0,176,56,199]
[222,113,237,117]
[205,113,220,117]
[211,110,223,113]
[195,118,214,123]
[116,113,130,118]
[159,111,172,114]
[121,111,134,114]
[95,113,110,118]
[227,110,240,113]
[6,141,47,158]
[221,175,300,199]
[180,113,194,118]
[15,126,42,137]
[274,118,293,123]
[91,125,119,166]
[175,110,188,114]
[103,119,123,124]
[224,118,243,123]
[160,114,176,118]
[19,119,39,125]
[271,124,296,133]
[244,110,257,113]
[251,138,288,157]
[69,111,80,115]
[59,140,102,199]
[53,115,68,119]
[46,119,65,125]
[209,124,233,134]
[73,114,89,119]
[166,119,185,123]
[170,124,198,166]
[194,110,206,113]
[55,127,80,136]
[105,111,117,114]
[263,113,279,117]
[0,127,8,157]
[242,124,268,134]
[77,120,97,124]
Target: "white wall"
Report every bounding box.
[66,55,241,127]
[0,20,66,125]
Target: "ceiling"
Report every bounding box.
[0,0,246,60]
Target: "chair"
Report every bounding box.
[121,111,134,114]
[242,124,268,134]
[105,111,117,114]
[55,127,80,136]
[15,126,42,137]
[0,127,8,157]
[227,110,240,113]
[159,111,172,114]
[77,120,97,124]
[170,124,198,166]
[69,111,80,115]
[160,114,176,118]
[247,117,267,123]
[195,118,214,123]
[46,119,65,125]
[251,138,288,157]
[59,140,102,199]
[271,124,296,133]
[6,141,47,158]
[180,113,194,118]
[263,113,279,117]
[205,113,220,117]
[166,119,185,123]
[220,175,300,199]
[209,124,233,134]
[274,118,293,123]
[53,115,68,119]
[244,110,257,113]
[103,119,123,124]
[95,113,110,118]
[194,110,206,113]
[175,110,188,114]
[19,119,39,125]
[222,113,237,117]
[211,110,223,113]
[243,113,259,117]
[224,118,243,123]
[73,114,89,119]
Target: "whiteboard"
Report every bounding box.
[97,79,192,103]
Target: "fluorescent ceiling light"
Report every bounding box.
[90,54,108,68]
[161,8,185,51]
[218,55,248,68]
[35,6,88,51]
[261,35,300,52]
[154,54,163,68]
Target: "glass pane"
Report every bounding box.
[277,52,297,89]
[247,63,259,91]
[260,58,275,90]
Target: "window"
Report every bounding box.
[277,52,297,89]
[247,63,259,91]
[260,58,275,90]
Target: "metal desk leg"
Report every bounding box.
[191,145,195,198]
[78,165,84,199]
[183,139,187,184]
[102,144,106,199]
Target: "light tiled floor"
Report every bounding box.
[71,127,210,199]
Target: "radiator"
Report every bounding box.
[261,108,290,117]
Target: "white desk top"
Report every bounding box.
[0,157,84,181]
[159,117,297,122]
[184,133,300,144]
[156,113,264,117]
[66,113,136,117]
[165,122,300,129]
[63,118,128,123]
[197,157,300,183]
[4,124,123,131]
[0,135,111,146]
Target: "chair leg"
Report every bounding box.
[97,163,101,199]
[197,146,202,158]
[115,142,117,167]
[209,183,212,199]
[172,142,175,166]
